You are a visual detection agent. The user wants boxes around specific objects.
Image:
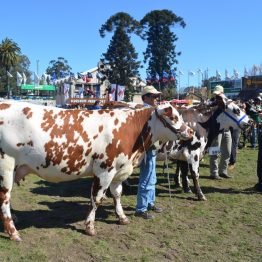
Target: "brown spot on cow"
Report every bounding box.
[41,109,90,174]
[110,112,114,117]
[93,134,98,140]
[104,108,153,168]
[85,148,92,156]
[99,125,103,133]
[27,141,33,147]
[0,121,4,125]
[114,118,119,126]
[0,103,11,110]
[17,143,25,147]
[23,107,33,119]
[0,185,9,217]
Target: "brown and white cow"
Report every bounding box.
[0,101,193,241]
[158,99,250,200]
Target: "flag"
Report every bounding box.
[7,71,13,78]
[22,72,27,84]
[162,71,169,82]
[60,70,65,79]
[79,87,84,98]
[34,72,40,85]
[51,72,57,83]
[63,83,70,101]
[117,85,125,101]
[188,71,195,76]
[225,69,230,80]
[155,73,160,83]
[16,72,23,86]
[233,69,239,79]
[110,84,125,101]
[216,70,222,79]
[169,70,176,81]
[244,67,249,78]
[197,68,203,74]
[146,72,152,84]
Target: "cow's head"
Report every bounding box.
[217,98,250,130]
[153,103,194,142]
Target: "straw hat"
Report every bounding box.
[141,85,161,96]
[213,85,224,95]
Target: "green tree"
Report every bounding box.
[141,9,186,90]
[99,12,141,91]
[0,38,21,97]
[46,57,72,80]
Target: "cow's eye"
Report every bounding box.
[233,108,240,115]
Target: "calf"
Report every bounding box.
[0,101,193,240]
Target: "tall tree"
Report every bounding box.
[46,57,72,79]
[141,10,186,90]
[0,38,21,97]
[99,12,141,89]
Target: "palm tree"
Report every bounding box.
[0,38,21,98]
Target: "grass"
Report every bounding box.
[0,146,261,262]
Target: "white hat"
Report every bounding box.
[141,85,161,96]
[259,93,262,97]
[213,85,224,95]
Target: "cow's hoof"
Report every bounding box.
[119,217,130,225]
[10,233,22,242]
[198,195,207,201]
[85,227,97,236]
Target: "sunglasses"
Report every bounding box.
[149,94,159,99]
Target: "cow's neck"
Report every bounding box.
[131,107,155,154]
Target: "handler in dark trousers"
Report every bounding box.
[255,111,262,192]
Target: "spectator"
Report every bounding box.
[91,100,102,110]
[249,96,262,148]
[135,85,163,219]
[228,127,241,170]
[209,85,232,179]
[255,111,262,192]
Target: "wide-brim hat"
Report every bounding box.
[141,85,161,96]
[213,85,224,95]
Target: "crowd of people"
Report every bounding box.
[132,84,262,219]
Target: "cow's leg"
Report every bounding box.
[179,161,191,193]
[110,181,130,225]
[189,164,207,201]
[85,174,112,236]
[0,156,21,241]
[174,162,182,188]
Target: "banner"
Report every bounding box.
[110,84,125,101]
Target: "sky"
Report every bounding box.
[0,0,262,89]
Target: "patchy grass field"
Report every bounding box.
[0,147,261,262]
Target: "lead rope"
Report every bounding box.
[164,149,173,209]
[138,115,147,164]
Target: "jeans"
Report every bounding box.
[136,148,157,213]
